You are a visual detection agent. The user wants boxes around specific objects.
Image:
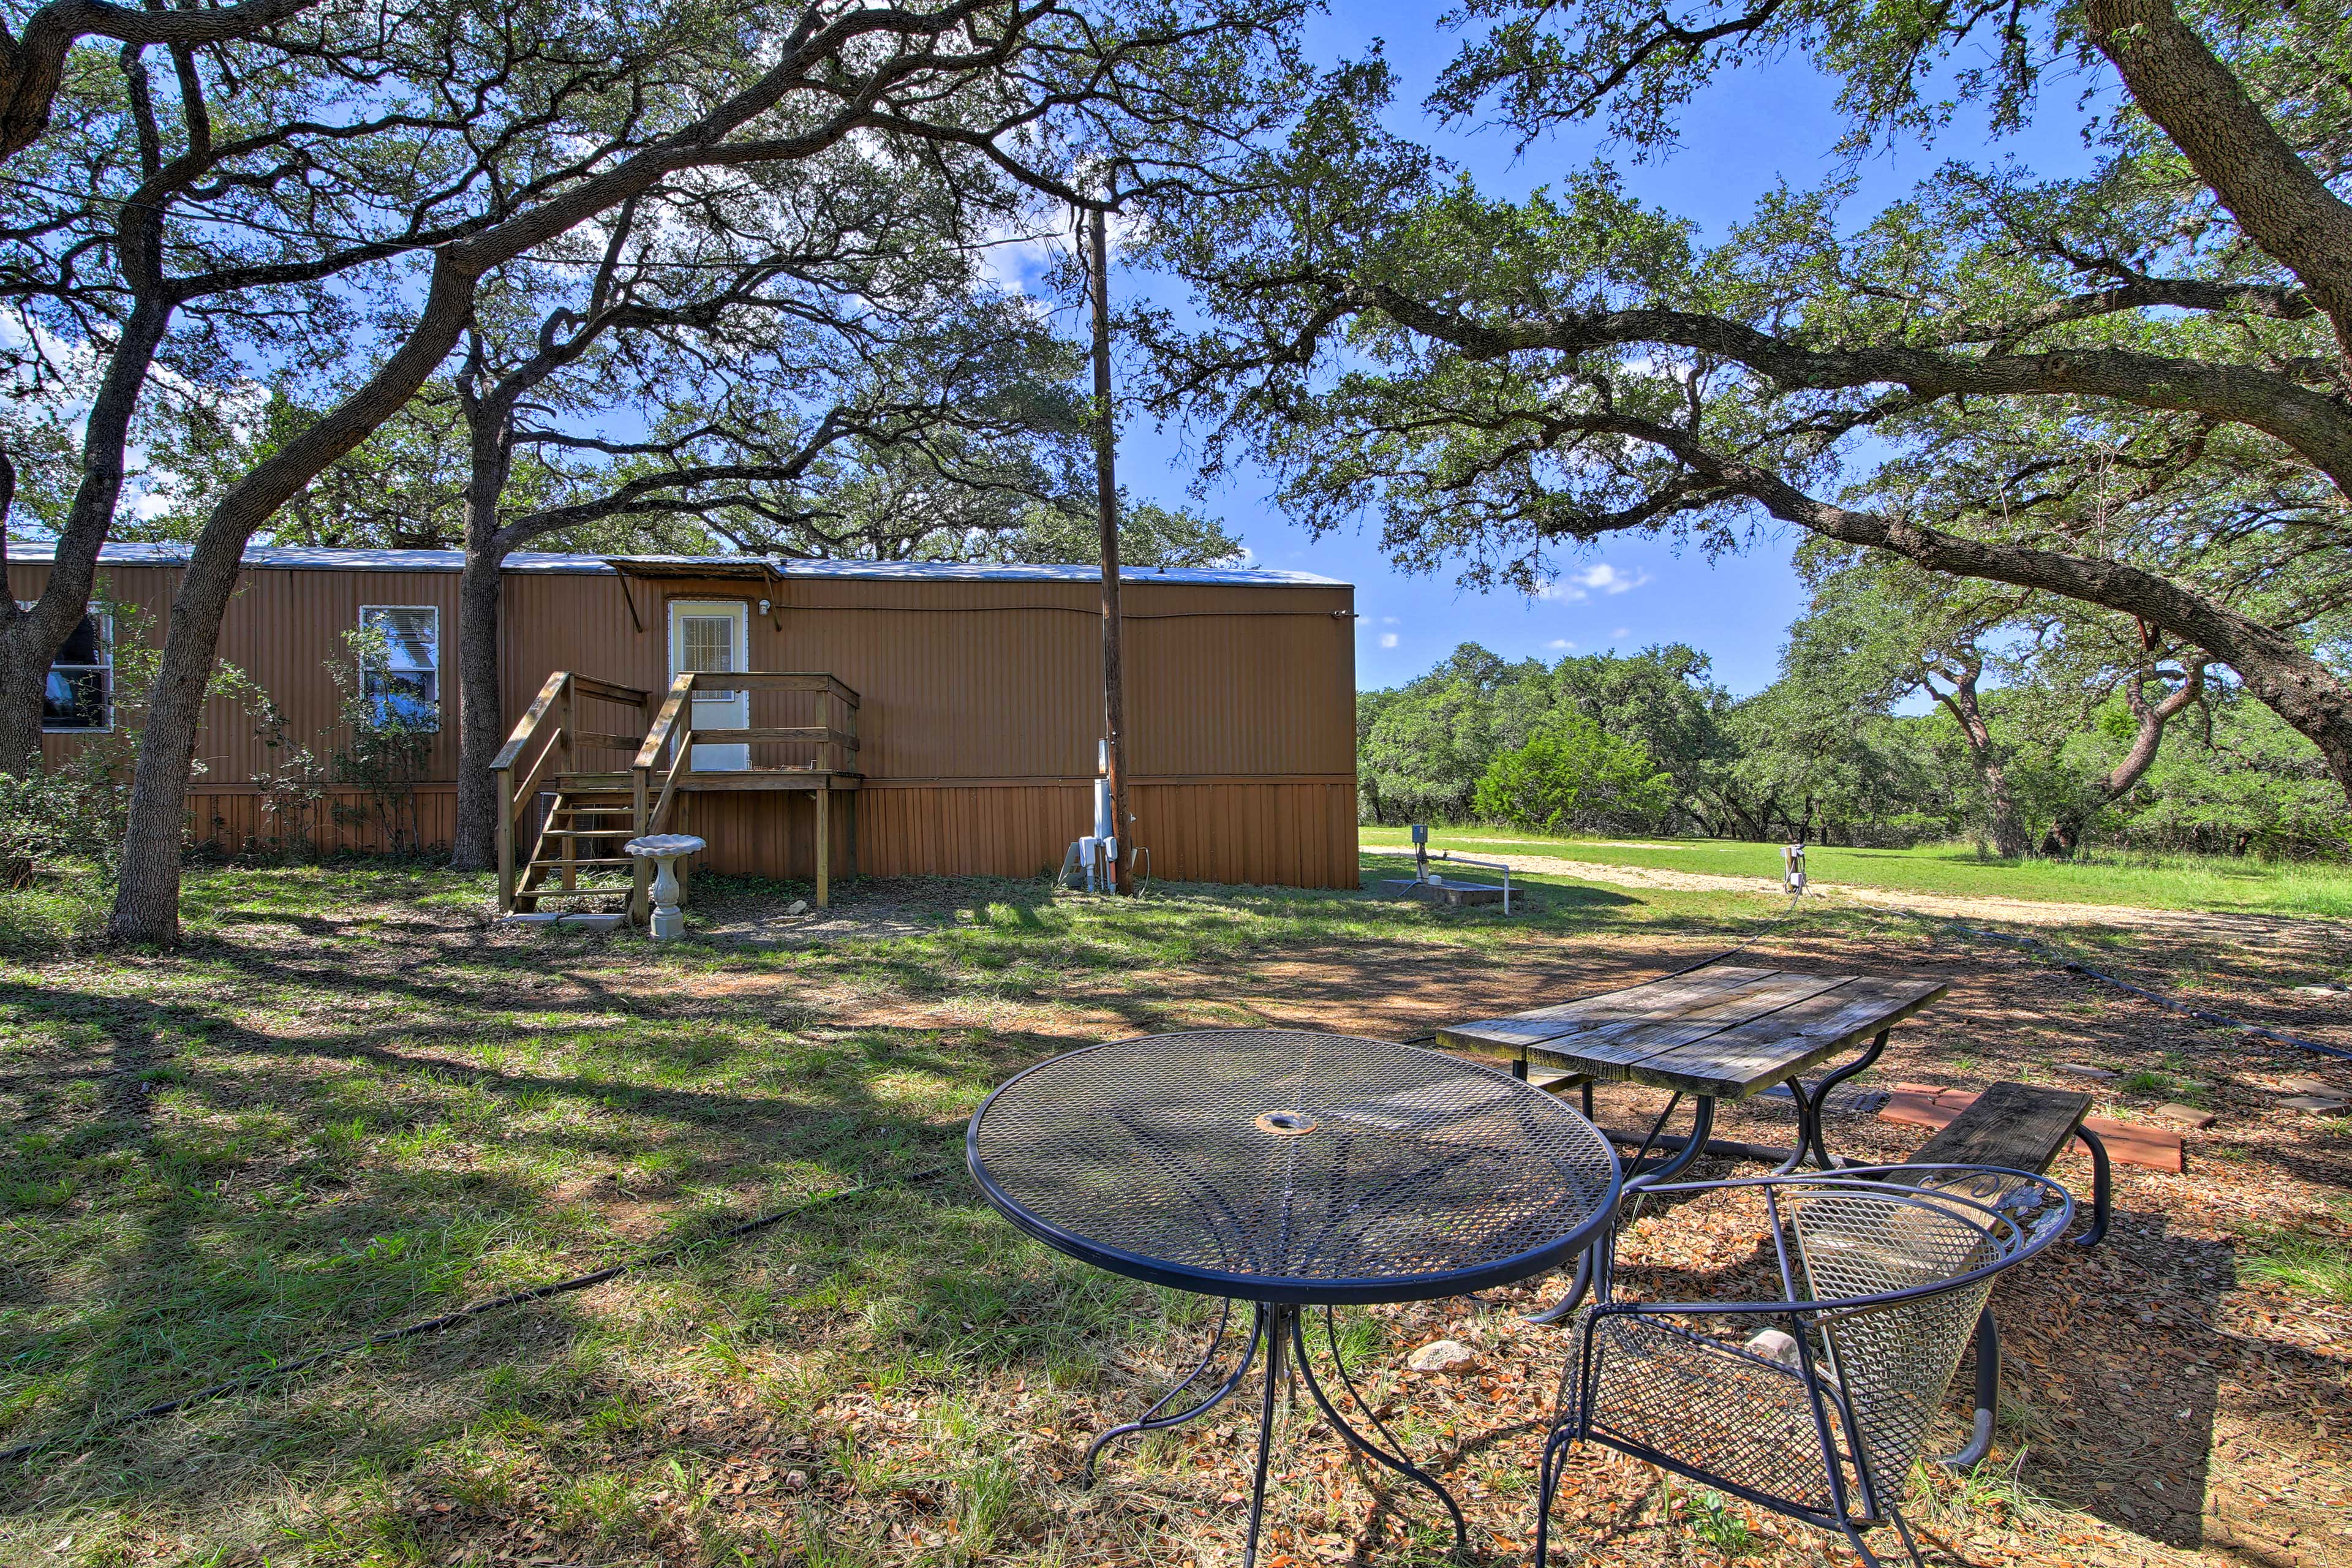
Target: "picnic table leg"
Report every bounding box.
[2072,1125,2113,1248]
[1936,1307,2000,1469]
[1796,1027,1893,1170]
[1626,1094,1716,1188]
[1773,1072,1820,1175]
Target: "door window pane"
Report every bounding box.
[680,615,736,674]
[360,606,439,728]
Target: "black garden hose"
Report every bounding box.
[0,1180,902,1466]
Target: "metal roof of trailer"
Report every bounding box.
[9,541,1349,589]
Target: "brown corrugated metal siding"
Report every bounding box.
[12,553,1359,887]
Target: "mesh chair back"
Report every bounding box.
[1567,1167,2070,1527]
[1784,1182,2012,1511]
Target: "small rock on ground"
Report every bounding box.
[1406,1339,1477,1373]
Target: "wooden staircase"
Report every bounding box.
[510,786,638,914]
[489,669,862,926]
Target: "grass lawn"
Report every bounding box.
[1,861,2347,1568]
[1359,824,2352,919]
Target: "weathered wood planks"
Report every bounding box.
[1437,970,1948,1099]
[1905,1080,2090,1172]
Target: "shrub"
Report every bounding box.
[1472,714,1673,834]
[0,745,137,880]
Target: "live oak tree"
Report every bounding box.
[435,144,979,870]
[0,0,321,168]
[1140,0,2352,799]
[1785,549,2209,856]
[0,0,693,769]
[94,0,1306,943]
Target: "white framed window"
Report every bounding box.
[358,605,440,729]
[31,606,112,733]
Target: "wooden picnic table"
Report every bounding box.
[1436,965,1948,1180]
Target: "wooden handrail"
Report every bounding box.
[680,670,859,707]
[648,736,691,832]
[492,671,573,912]
[492,671,570,772]
[631,674,696,772]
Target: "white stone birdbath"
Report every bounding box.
[625,834,706,940]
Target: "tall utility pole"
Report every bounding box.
[1088,205,1133,894]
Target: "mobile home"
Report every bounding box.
[12,545,1359,897]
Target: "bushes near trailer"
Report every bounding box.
[328,627,433,856]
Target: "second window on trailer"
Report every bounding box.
[358,606,440,729]
[36,609,112,731]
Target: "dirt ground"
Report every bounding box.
[758,891,2352,1568]
[6,871,2348,1568]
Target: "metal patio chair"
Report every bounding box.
[1536,1167,2073,1568]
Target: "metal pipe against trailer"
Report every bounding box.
[1089,205,1133,896]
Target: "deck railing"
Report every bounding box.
[631,671,861,912]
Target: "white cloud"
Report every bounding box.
[1611,627,1630,640]
[1545,638,1577,650]
[1531,560,1651,603]
[1574,563,1648,595]
[1381,616,1400,625]
[1378,632,1400,649]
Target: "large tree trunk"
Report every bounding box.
[0,630,42,774]
[0,456,42,772]
[2044,659,2204,855]
[0,295,172,771]
[2084,0,2352,359]
[109,266,478,944]
[448,400,516,872]
[106,526,244,941]
[1927,661,2032,859]
[449,544,507,870]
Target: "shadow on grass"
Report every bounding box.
[9,865,2316,1559]
[0,925,1206,1542]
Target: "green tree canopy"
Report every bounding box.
[1138,0,2352,798]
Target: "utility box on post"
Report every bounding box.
[1782,843,1807,896]
[1378,823,1516,911]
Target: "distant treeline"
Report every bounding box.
[1358,643,2348,859]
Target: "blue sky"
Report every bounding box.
[1077,1,2110,695]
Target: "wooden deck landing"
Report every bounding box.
[556,769,861,793]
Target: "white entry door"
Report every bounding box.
[668,600,750,770]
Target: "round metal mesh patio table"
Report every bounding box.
[970,1028,1619,1302]
[968,1029,1621,1565]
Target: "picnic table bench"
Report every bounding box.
[1894,1078,2113,1469]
